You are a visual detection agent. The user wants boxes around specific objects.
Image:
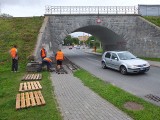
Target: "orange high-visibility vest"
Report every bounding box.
[10,48,17,58]
[56,51,64,60]
[41,48,46,58]
[44,57,52,62]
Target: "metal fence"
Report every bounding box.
[45,6,138,15]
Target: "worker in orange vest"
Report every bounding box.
[55,49,64,71]
[10,45,18,72]
[41,57,53,71]
[40,45,47,60]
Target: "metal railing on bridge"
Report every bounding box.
[45,6,138,15]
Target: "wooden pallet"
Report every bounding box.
[16,91,45,110]
[19,81,42,92]
[22,74,42,81]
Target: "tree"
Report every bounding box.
[85,36,101,48]
[0,13,13,17]
[85,36,96,48]
[64,35,73,45]
[72,38,79,45]
[63,35,80,45]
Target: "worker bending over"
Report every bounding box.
[41,57,53,72]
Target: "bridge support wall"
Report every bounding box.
[35,15,160,58]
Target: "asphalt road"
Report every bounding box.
[63,48,160,106]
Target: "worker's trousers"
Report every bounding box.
[12,58,18,71]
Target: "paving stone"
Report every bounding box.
[51,73,133,120]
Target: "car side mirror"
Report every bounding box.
[115,58,118,61]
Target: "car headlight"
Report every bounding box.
[127,64,137,69]
[146,62,150,67]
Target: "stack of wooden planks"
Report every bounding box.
[19,81,42,92]
[22,73,42,81]
[16,91,45,110]
[16,73,45,110]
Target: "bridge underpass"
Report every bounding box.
[74,25,126,51]
[34,6,160,60]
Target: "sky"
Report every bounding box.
[0,0,160,17]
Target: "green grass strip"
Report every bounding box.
[143,16,160,27]
[140,57,160,62]
[0,17,62,120]
[0,71,62,120]
[74,69,160,120]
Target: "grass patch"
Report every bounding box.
[74,69,160,120]
[0,17,62,120]
[140,57,160,62]
[0,71,61,120]
[0,17,44,71]
[96,48,103,53]
[143,16,160,27]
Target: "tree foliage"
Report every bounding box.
[85,36,100,48]
[63,35,79,45]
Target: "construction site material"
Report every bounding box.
[22,73,42,81]
[19,81,42,92]
[16,91,45,110]
[26,62,42,72]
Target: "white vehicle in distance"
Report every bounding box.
[68,46,73,49]
[76,45,81,49]
[101,51,150,75]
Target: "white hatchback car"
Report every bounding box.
[101,51,150,75]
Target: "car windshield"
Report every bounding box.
[117,52,136,60]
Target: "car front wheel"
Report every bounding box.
[102,61,107,69]
[120,66,127,75]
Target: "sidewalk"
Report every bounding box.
[50,49,159,120]
[147,60,160,67]
[51,73,133,120]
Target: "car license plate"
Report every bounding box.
[140,68,145,70]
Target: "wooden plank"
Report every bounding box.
[37,91,45,105]
[22,74,27,80]
[19,81,42,92]
[24,74,29,80]
[30,74,33,80]
[31,74,35,80]
[24,74,28,80]
[28,74,32,80]
[33,81,38,89]
[29,74,32,80]
[33,91,41,105]
[25,92,31,107]
[26,74,30,80]
[22,74,42,80]
[19,83,23,92]
[21,93,26,108]
[27,74,32,80]
[39,74,42,80]
[23,82,27,91]
[16,91,45,110]
[27,82,31,91]
[30,82,35,90]
[36,74,39,80]
[29,92,36,106]
[33,74,37,80]
[16,94,21,109]
[36,81,42,89]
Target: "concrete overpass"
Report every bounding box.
[34,6,160,60]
